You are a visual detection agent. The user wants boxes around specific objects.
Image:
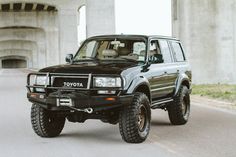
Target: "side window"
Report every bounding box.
[149,40,161,55]
[149,40,163,64]
[171,42,185,62]
[159,40,172,63]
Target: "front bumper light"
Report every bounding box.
[93,77,122,88]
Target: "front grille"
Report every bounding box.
[53,77,89,89]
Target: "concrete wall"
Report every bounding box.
[172,0,236,84]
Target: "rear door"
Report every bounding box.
[169,41,188,91]
[158,40,178,97]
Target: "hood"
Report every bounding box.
[39,61,139,75]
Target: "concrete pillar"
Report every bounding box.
[172,0,236,84]
[86,0,115,37]
[215,0,236,83]
[45,28,60,67]
[58,9,79,63]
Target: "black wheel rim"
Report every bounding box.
[138,104,148,132]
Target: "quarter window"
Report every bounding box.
[171,42,185,62]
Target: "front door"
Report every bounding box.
[148,39,178,100]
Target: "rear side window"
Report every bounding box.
[171,42,185,62]
[159,40,172,63]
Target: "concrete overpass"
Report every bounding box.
[0,0,115,69]
[0,0,235,84]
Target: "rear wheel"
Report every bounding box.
[119,92,151,143]
[168,85,190,125]
[31,104,65,137]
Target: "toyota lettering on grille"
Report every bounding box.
[63,82,84,88]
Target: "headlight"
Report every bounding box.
[35,76,48,86]
[34,76,49,93]
[93,77,122,88]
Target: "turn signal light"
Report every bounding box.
[30,93,37,98]
[105,97,116,101]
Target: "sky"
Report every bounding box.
[115,0,171,36]
[78,0,171,43]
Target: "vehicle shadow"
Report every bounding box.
[58,120,174,144]
[59,124,123,144]
[151,120,172,127]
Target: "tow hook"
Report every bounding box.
[68,106,93,114]
[56,98,93,114]
[84,108,93,114]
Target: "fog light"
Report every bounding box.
[35,88,45,93]
[39,95,45,99]
[97,90,116,94]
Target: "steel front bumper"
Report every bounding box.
[27,92,134,112]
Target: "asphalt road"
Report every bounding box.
[0,69,236,157]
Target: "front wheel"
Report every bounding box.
[168,85,190,125]
[119,93,151,143]
[31,104,65,137]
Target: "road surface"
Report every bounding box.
[0,69,236,157]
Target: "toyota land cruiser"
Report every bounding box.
[27,35,192,143]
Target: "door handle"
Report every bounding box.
[163,71,168,76]
[161,72,168,77]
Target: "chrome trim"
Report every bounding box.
[26,72,123,92]
[87,73,92,89]
[53,76,89,79]
[151,85,175,92]
[151,83,174,88]
[45,72,50,88]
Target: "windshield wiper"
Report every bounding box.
[81,56,97,59]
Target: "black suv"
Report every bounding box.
[27,35,192,143]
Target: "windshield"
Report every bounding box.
[73,38,147,63]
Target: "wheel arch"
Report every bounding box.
[174,74,191,96]
[133,83,151,102]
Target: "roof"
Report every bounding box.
[88,34,178,41]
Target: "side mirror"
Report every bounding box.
[65,54,73,63]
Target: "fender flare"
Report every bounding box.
[174,73,191,96]
[126,76,151,99]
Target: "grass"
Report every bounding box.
[192,84,236,104]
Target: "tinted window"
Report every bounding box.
[148,40,163,64]
[159,40,172,63]
[171,42,185,62]
[149,40,161,54]
[74,39,147,62]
